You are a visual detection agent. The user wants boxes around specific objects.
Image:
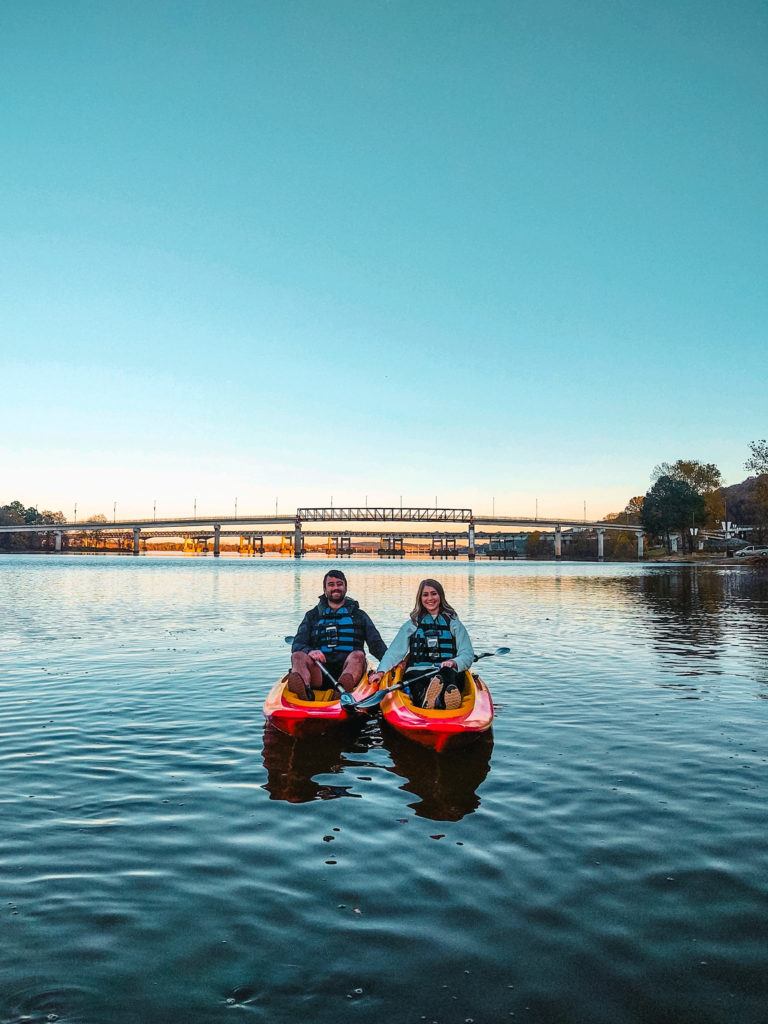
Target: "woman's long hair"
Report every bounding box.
[409,578,457,624]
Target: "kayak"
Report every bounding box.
[263,672,377,737]
[379,665,494,753]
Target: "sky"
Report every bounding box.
[2,0,766,521]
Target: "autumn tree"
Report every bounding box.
[652,460,724,528]
[745,439,768,475]
[744,439,768,536]
[652,459,722,491]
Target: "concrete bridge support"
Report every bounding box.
[55,531,62,552]
[468,519,476,561]
[554,525,562,560]
[294,519,303,559]
[213,524,221,558]
[132,527,141,556]
[597,528,605,562]
[637,532,644,559]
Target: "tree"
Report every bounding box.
[642,475,705,552]
[602,496,644,527]
[745,439,768,476]
[652,460,722,494]
[526,531,550,558]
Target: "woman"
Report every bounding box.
[369,579,475,709]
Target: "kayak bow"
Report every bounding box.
[379,665,494,753]
[263,671,377,737]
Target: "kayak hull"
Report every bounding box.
[380,666,494,753]
[263,672,376,737]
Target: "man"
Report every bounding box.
[288,569,386,699]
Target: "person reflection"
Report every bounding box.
[384,731,493,822]
[261,723,366,803]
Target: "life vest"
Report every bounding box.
[311,604,363,656]
[409,613,457,664]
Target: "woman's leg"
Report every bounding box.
[438,667,465,710]
[404,666,433,707]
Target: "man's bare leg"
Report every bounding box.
[337,650,366,692]
[287,651,323,698]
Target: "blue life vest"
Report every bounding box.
[409,613,457,664]
[311,604,363,657]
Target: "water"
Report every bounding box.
[1,556,767,1024]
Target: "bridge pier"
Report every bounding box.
[468,519,476,561]
[597,528,605,562]
[132,527,141,556]
[55,530,62,552]
[294,518,303,559]
[378,535,404,558]
[213,524,221,558]
[637,532,644,559]
[430,535,457,559]
[554,525,562,560]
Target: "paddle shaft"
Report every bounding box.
[352,647,510,711]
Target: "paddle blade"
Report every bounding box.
[339,691,355,707]
[284,636,294,644]
[350,689,390,711]
[495,647,511,655]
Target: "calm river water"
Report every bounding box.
[1,556,767,1024]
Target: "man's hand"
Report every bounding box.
[308,650,326,663]
[440,659,457,669]
[368,671,383,685]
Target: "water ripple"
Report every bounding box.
[1,556,767,1023]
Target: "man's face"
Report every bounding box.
[324,576,347,605]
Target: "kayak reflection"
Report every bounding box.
[261,722,373,803]
[383,730,493,822]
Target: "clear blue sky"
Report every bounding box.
[2,0,765,520]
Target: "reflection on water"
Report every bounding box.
[261,722,365,803]
[262,719,493,821]
[1,556,767,1024]
[384,729,493,821]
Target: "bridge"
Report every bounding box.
[0,506,646,560]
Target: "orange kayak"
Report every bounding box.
[379,665,494,753]
[263,672,377,737]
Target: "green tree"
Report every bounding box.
[642,476,705,553]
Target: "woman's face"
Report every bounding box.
[420,585,441,616]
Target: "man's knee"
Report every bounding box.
[342,650,366,681]
[291,651,312,672]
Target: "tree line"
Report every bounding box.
[0,503,113,551]
[605,438,768,553]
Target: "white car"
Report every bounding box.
[734,545,768,558]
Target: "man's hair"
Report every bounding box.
[323,569,347,587]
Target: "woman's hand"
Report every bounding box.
[368,671,384,685]
[440,659,457,669]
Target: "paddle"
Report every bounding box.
[350,647,512,711]
[283,636,355,707]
